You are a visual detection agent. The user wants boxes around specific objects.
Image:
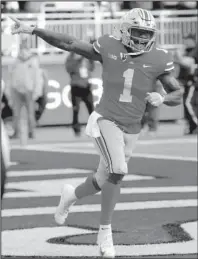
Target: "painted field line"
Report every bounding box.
[11,136,197,150]
[9,162,18,166]
[6,168,153,179]
[2,199,197,217]
[121,186,198,194]
[5,174,154,196]
[138,137,197,145]
[6,174,153,187]
[132,153,197,161]
[4,186,198,198]
[11,144,197,161]
[7,168,94,177]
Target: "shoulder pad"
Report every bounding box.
[92,34,112,54]
[156,47,175,74]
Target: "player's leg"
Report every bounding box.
[54,154,105,225]
[71,86,81,135]
[124,131,140,164]
[11,89,22,138]
[54,134,106,225]
[95,119,127,258]
[75,157,105,199]
[25,91,35,138]
[96,119,126,225]
[54,119,123,233]
[83,84,94,115]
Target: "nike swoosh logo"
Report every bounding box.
[143,64,151,68]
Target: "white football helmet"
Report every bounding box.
[116,8,157,55]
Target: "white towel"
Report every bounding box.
[85,111,102,138]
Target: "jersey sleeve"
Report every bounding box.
[156,48,175,76]
[93,38,102,54]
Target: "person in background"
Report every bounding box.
[65,33,95,136]
[32,53,48,123]
[1,80,11,199]
[9,36,38,138]
[175,34,197,134]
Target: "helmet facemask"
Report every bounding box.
[121,25,156,54]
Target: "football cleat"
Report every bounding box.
[54,184,76,225]
[97,229,115,258]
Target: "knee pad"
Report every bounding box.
[108,173,124,185]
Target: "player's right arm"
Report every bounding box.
[157,50,183,106]
[33,28,102,62]
[9,16,102,62]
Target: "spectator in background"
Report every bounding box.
[175,34,197,134]
[1,1,19,13]
[176,1,197,10]
[1,79,13,122]
[1,119,10,198]
[1,79,11,198]
[9,36,38,139]
[65,52,95,136]
[120,1,152,10]
[152,1,164,10]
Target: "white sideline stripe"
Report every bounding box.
[6,168,154,179]
[121,186,198,194]
[5,174,153,184]
[11,137,197,150]
[138,137,197,145]
[2,199,197,217]
[3,186,198,198]
[7,168,94,177]
[132,153,197,161]
[9,162,18,166]
[11,145,197,161]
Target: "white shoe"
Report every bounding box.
[54,184,76,225]
[97,229,115,258]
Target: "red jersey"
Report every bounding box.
[93,34,174,134]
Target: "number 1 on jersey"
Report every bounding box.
[119,68,134,103]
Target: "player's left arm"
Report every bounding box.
[158,72,183,106]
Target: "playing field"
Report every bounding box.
[1,124,197,259]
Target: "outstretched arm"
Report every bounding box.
[9,16,102,62]
[158,73,183,106]
[33,28,102,61]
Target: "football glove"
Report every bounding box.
[145,92,165,107]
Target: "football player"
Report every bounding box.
[10,8,182,258]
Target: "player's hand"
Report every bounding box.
[145,92,165,107]
[9,16,35,35]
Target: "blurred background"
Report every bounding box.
[1,1,198,138]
